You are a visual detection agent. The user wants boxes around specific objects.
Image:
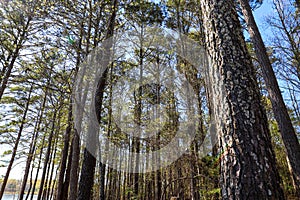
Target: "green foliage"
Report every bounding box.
[1,150,12,156]
[125,0,165,25]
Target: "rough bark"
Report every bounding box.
[238,0,300,195]
[199,0,285,199]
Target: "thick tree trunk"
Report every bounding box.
[78,148,97,200]
[238,0,300,195]
[199,0,285,199]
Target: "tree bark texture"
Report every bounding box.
[199,0,285,199]
[238,0,300,195]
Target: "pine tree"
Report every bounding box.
[199,0,285,198]
[238,0,300,195]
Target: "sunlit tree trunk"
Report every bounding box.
[238,0,300,195]
[199,0,285,198]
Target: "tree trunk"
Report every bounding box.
[19,89,48,200]
[37,110,58,200]
[29,134,46,200]
[64,133,74,200]
[287,84,300,122]
[77,1,117,199]
[99,160,105,200]
[0,17,32,100]
[0,85,33,199]
[238,0,300,195]
[199,0,285,199]
[56,103,72,200]
[69,65,89,200]
[78,148,97,200]
[46,137,58,200]
[43,135,58,200]
[69,130,80,200]
[24,156,35,200]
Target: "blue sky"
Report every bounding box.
[253,0,274,42]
